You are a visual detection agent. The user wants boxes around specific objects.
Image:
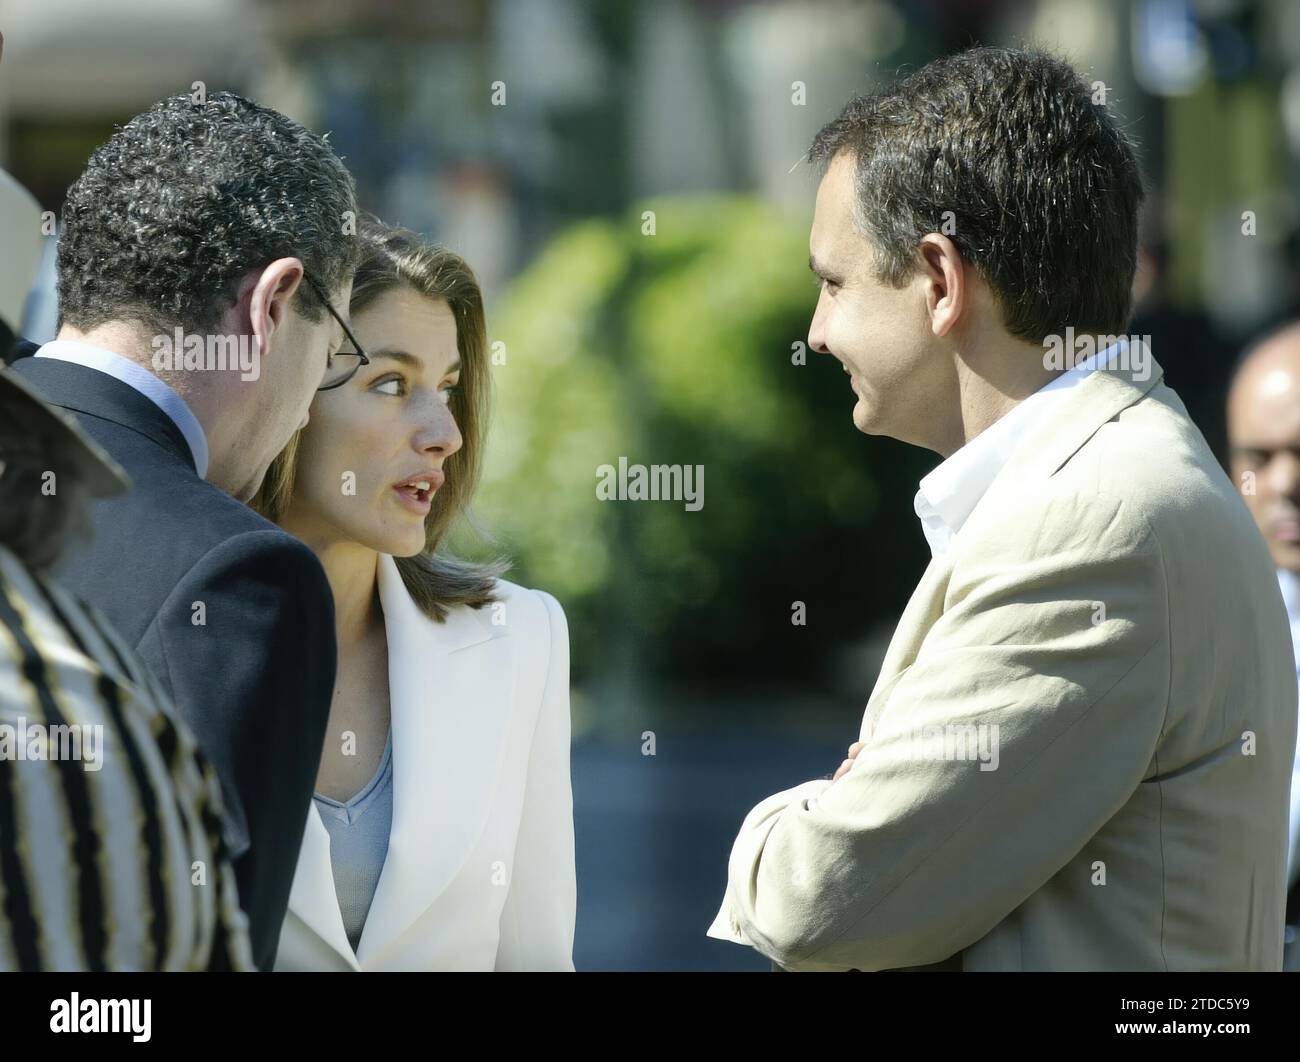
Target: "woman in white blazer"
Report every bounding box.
[251,219,575,971]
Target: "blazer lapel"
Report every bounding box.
[355,554,519,966]
[286,806,362,970]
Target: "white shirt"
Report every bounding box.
[1278,569,1300,892]
[34,339,209,478]
[914,339,1133,557]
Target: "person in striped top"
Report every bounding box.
[0,364,253,971]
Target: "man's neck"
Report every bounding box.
[940,337,1062,457]
[57,322,152,362]
[55,321,199,403]
[56,321,232,471]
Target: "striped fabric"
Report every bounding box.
[0,544,253,971]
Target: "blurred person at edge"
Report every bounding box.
[0,351,253,971]
[2,30,249,966]
[252,220,574,971]
[708,46,1295,971]
[0,33,43,362]
[8,89,359,970]
[1227,322,1300,971]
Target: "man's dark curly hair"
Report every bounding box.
[57,91,359,335]
[808,47,1145,343]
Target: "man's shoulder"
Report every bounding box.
[95,457,305,561]
[1068,382,1255,540]
[960,383,1246,563]
[970,382,1274,587]
[64,463,325,643]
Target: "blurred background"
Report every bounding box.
[1,0,1297,968]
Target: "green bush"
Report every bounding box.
[459,196,927,693]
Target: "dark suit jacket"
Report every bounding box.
[11,346,336,970]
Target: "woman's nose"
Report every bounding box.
[413,401,462,458]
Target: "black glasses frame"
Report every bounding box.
[303,272,370,391]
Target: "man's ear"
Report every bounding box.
[917,233,966,338]
[246,258,306,354]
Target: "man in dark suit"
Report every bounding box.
[10,91,362,969]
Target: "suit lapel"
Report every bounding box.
[354,554,518,966]
[9,354,197,471]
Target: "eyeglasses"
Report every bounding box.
[303,272,369,391]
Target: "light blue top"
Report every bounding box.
[313,729,394,953]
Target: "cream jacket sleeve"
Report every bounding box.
[713,489,1170,970]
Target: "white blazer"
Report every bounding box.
[274,553,576,970]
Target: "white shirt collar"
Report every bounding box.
[1279,569,1300,649]
[914,339,1131,557]
[34,339,209,478]
[1277,572,1300,892]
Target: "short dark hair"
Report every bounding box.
[57,91,359,335]
[808,46,1145,342]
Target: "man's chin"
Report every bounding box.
[850,398,877,435]
[235,468,269,504]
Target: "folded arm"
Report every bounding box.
[720,498,1171,970]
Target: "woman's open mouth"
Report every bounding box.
[392,470,445,515]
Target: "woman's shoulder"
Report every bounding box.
[461,581,569,696]
[489,577,562,607]
[482,578,567,637]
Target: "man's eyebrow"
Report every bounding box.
[809,254,843,283]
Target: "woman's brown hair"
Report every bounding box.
[252,217,505,621]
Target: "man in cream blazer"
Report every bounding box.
[276,556,575,971]
[708,47,1296,971]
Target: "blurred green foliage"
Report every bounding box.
[458,196,931,692]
